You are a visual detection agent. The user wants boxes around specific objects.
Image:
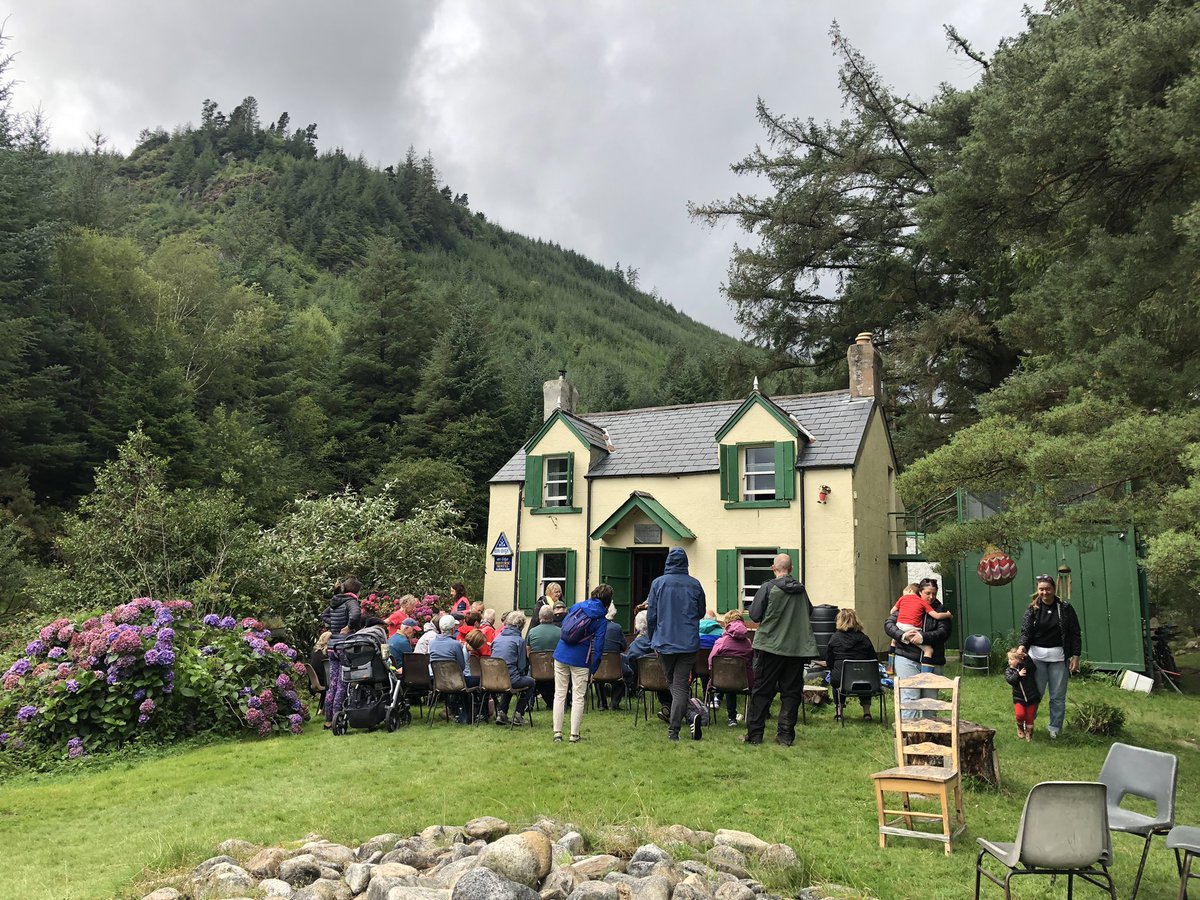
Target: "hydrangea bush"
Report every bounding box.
[0,598,308,763]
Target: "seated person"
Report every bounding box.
[489,610,537,725]
[387,618,419,669]
[552,599,568,624]
[457,610,483,643]
[480,608,498,645]
[824,608,878,721]
[709,610,754,727]
[624,610,669,716]
[525,605,561,708]
[413,620,437,655]
[598,602,629,710]
[697,608,723,700]
[429,615,473,723]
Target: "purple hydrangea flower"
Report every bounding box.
[288,713,303,734]
[201,645,218,657]
[247,696,262,709]
[24,640,46,657]
[156,627,175,643]
[7,659,32,678]
[133,689,146,702]
[143,649,160,665]
[0,732,8,746]
[154,611,174,627]
[17,705,38,722]
[67,737,85,759]
[65,679,80,693]
[106,673,119,685]
[156,649,175,666]
[47,647,66,661]
[202,613,220,627]
[218,616,237,630]
[137,714,150,726]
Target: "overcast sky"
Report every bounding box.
[4,1,1029,337]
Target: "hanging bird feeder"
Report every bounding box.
[977,545,1017,587]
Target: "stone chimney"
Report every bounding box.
[847,332,883,400]
[543,370,579,419]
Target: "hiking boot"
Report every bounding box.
[495,712,509,726]
[656,707,670,724]
[690,716,703,741]
[775,735,793,747]
[511,713,524,726]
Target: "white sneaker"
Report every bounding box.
[1048,728,1060,739]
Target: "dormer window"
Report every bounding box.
[743,446,777,501]
[544,456,571,507]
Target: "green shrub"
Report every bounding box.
[1070,700,1126,736]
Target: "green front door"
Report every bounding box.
[599,547,632,632]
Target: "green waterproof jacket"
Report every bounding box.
[749,574,817,658]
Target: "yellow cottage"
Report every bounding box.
[484,333,903,647]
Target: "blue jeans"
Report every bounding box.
[1033,658,1068,734]
[895,654,942,720]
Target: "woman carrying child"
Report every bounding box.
[889,582,952,670]
[1005,648,1040,741]
[884,578,952,720]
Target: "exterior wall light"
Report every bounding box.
[817,485,831,504]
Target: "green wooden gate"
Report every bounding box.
[956,531,1146,670]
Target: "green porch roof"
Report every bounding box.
[590,491,696,542]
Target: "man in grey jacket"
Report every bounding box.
[744,553,816,746]
[646,547,706,741]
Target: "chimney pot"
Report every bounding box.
[543,371,579,419]
[847,331,883,400]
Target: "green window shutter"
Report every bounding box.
[565,549,578,604]
[565,452,575,507]
[774,440,796,500]
[518,551,538,611]
[599,548,632,632]
[524,454,542,507]
[719,445,739,501]
[716,549,738,613]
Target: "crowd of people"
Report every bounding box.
[308,555,1084,744]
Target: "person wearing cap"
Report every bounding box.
[388,618,419,669]
[429,614,472,723]
[552,598,568,625]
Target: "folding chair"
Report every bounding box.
[480,657,533,729]
[303,662,327,713]
[589,651,626,712]
[975,781,1116,898]
[704,655,750,725]
[870,673,965,855]
[428,659,483,727]
[633,655,670,726]
[1098,742,1178,900]
[400,652,431,720]
[836,659,887,726]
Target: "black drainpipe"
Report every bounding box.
[798,467,807,584]
[584,474,593,592]
[512,482,524,612]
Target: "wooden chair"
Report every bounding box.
[528,650,555,711]
[480,657,533,729]
[633,655,670,726]
[588,651,626,712]
[870,673,965,855]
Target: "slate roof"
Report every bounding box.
[491,390,877,483]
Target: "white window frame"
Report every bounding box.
[740,551,776,610]
[540,551,567,596]
[742,446,776,501]
[543,456,570,507]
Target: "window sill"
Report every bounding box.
[531,506,582,515]
[724,499,791,510]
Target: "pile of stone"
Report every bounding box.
[140,818,868,900]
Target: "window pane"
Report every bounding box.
[743,446,775,500]
[541,552,567,581]
[741,552,776,609]
[544,456,569,506]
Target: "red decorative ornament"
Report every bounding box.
[978,546,1017,586]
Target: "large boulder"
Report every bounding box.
[539,867,577,900]
[760,843,800,868]
[382,841,435,869]
[713,830,769,857]
[260,879,292,898]
[476,833,550,887]
[565,882,617,900]
[570,856,624,881]
[358,834,405,860]
[246,847,293,879]
[192,856,239,879]
[301,841,357,870]
[420,825,463,848]
[192,862,255,898]
[291,878,349,900]
[463,817,511,842]
[706,846,749,880]
[218,839,257,857]
[279,854,323,888]
[422,855,480,890]
[714,883,756,900]
[450,867,540,900]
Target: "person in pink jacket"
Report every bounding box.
[709,611,755,727]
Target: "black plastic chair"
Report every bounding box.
[400,652,431,720]
[835,659,886,726]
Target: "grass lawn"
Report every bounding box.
[1,660,1198,900]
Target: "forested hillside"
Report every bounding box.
[0,49,764,616]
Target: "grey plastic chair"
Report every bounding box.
[975,781,1116,899]
[1098,742,1178,899]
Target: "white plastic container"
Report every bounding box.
[1119,669,1153,694]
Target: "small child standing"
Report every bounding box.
[1005,648,1041,741]
[889,584,953,671]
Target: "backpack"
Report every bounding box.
[686,696,710,727]
[559,605,597,646]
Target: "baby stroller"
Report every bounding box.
[331,636,411,735]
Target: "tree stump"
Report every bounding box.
[902,719,1000,787]
[802,684,830,707]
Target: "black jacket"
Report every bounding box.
[1019,599,1082,659]
[885,598,952,666]
[1005,662,1042,705]
[320,592,362,636]
[824,630,877,688]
